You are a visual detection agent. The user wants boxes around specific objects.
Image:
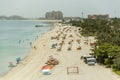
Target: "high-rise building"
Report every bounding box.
[45,11,63,20]
[88,14,109,19]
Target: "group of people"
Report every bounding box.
[51,26,83,51]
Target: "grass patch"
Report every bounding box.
[113,68,120,75]
[114,70,120,75]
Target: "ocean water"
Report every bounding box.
[0,20,53,76]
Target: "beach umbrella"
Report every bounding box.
[41,65,54,70]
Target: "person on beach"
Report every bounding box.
[19,40,21,44]
[30,42,32,47]
[16,57,21,64]
[34,46,37,49]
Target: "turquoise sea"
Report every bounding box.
[0,20,53,76]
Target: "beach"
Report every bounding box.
[0,23,120,80]
[0,20,53,76]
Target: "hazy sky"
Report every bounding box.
[0,0,120,18]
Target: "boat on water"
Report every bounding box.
[35,25,44,27]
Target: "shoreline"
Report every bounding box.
[0,20,62,23]
[0,22,58,79]
[0,22,55,77]
[0,23,120,80]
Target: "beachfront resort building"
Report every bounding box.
[88,14,109,19]
[63,17,81,23]
[45,11,63,20]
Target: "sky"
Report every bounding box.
[0,0,120,18]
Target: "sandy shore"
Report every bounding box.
[0,23,120,80]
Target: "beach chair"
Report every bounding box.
[57,46,61,51]
[51,37,55,40]
[77,46,81,50]
[68,45,72,51]
[84,41,88,45]
[51,44,57,49]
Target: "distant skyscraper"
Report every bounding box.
[45,11,63,20]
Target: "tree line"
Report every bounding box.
[70,18,120,74]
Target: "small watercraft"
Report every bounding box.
[35,25,44,27]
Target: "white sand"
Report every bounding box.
[0,23,120,80]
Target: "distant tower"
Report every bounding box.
[82,12,83,19]
[81,12,84,23]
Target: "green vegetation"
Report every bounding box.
[70,18,120,75]
[113,68,120,75]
